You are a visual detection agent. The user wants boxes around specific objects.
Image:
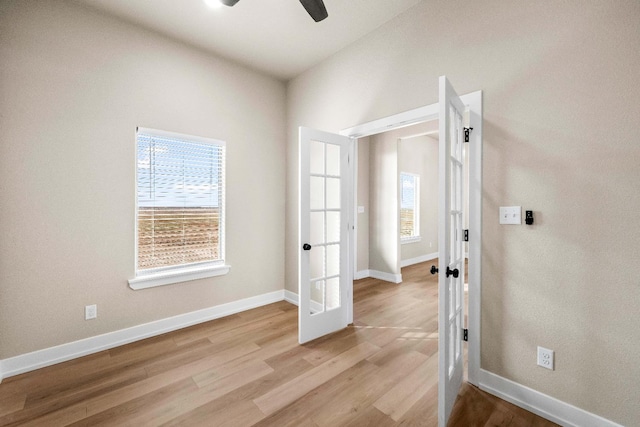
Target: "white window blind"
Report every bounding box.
[400,172,419,239]
[135,127,225,275]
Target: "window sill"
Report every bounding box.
[128,264,231,290]
[401,236,422,245]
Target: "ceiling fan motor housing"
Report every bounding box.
[218,0,328,22]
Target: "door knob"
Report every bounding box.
[446,267,459,278]
[303,243,312,251]
[430,265,438,275]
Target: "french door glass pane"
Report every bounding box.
[310,246,325,280]
[310,140,325,175]
[310,280,325,315]
[449,322,455,377]
[326,211,340,243]
[449,281,454,314]
[311,280,325,315]
[326,144,341,176]
[310,212,324,245]
[326,277,340,310]
[310,176,324,210]
[326,244,340,277]
[326,178,340,209]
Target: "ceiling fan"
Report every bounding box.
[219,0,328,22]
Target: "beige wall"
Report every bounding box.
[0,1,286,358]
[357,122,439,274]
[356,137,370,273]
[286,1,640,425]
[368,132,400,277]
[399,133,438,262]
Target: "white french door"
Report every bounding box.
[438,76,467,426]
[298,127,352,344]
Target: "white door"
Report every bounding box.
[438,76,467,426]
[299,127,351,344]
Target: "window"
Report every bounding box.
[400,172,420,242]
[128,127,229,290]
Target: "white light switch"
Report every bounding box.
[500,206,521,224]
[358,206,365,214]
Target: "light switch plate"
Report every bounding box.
[500,206,522,224]
[358,206,365,214]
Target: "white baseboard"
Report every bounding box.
[479,369,623,427]
[369,270,402,284]
[283,290,327,314]
[0,290,285,381]
[400,252,438,268]
[283,289,299,306]
[354,269,370,280]
[354,269,402,283]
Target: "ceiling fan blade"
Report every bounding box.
[299,0,328,22]
[219,0,240,6]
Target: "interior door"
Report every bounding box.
[438,76,467,426]
[299,127,351,344]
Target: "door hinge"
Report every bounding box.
[463,328,468,342]
[463,229,469,242]
[464,127,473,143]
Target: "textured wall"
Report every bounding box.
[368,132,399,277]
[356,137,370,273]
[286,1,640,425]
[399,133,438,263]
[0,1,286,358]
[365,122,440,270]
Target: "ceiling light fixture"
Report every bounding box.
[203,0,224,9]
[211,0,328,22]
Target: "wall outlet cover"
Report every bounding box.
[537,346,554,370]
[85,304,97,320]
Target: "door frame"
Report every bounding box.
[340,90,482,386]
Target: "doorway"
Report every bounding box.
[298,80,482,426]
[340,91,482,388]
[353,120,440,285]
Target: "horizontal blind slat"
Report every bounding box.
[136,130,225,272]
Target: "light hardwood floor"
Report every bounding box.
[0,262,558,426]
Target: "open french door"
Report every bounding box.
[438,76,467,426]
[298,127,352,344]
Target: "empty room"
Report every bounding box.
[1,0,639,426]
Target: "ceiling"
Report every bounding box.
[71,0,423,80]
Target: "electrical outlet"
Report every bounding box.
[85,304,97,320]
[537,346,554,370]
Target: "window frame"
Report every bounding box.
[128,127,230,290]
[400,171,421,244]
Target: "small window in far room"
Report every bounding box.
[400,172,420,242]
[128,127,229,290]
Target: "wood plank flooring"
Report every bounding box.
[0,262,558,426]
